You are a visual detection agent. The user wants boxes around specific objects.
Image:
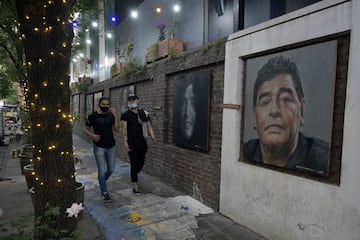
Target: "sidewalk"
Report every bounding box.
[0,135,268,240]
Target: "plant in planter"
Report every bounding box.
[145,21,184,63]
[111,38,134,77]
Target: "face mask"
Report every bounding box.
[128,103,138,109]
[100,106,109,113]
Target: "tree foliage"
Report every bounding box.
[0,0,25,100]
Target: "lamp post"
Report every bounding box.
[170,4,180,39]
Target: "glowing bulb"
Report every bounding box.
[34,27,39,31]
[130,10,138,19]
[156,7,161,13]
[173,4,180,12]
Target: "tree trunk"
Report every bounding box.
[15,0,77,238]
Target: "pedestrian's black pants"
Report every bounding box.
[128,145,147,182]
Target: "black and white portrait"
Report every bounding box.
[86,94,94,113]
[173,69,211,152]
[243,40,337,176]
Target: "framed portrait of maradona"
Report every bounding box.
[173,69,211,152]
[242,40,338,177]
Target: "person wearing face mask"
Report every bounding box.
[120,93,156,194]
[84,96,119,202]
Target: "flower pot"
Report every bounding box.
[22,144,33,158]
[19,154,31,175]
[157,39,184,58]
[146,39,184,63]
[23,163,35,189]
[110,62,129,77]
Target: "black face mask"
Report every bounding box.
[100,107,109,113]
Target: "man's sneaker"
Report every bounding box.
[102,192,112,203]
[133,188,141,194]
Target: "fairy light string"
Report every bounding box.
[18,0,77,187]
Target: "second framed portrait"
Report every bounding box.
[173,69,211,152]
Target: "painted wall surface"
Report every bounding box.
[220,0,360,240]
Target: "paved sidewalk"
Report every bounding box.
[74,135,267,240]
[0,135,268,240]
[0,140,104,240]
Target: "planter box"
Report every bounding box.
[110,62,129,77]
[146,39,184,63]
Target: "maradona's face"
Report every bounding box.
[253,74,305,151]
[181,84,196,138]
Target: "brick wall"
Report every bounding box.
[72,38,226,209]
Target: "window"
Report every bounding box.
[240,0,322,29]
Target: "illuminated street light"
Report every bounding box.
[130,10,138,19]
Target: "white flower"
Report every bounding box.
[66,203,84,218]
[0,208,3,217]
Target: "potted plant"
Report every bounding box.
[146,22,184,63]
[111,38,134,77]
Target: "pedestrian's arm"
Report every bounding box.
[121,120,130,151]
[146,121,156,143]
[83,126,100,142]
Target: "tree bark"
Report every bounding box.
[15,0,77,238]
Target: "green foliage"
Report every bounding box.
[0,205,81,240]
[118,57,144,78]
[169,21,178,39]
[0,0,26,101]
[71,0,99,56]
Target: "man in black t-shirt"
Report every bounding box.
[120,93,156,194]
[84,97,119,202]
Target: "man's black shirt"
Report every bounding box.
[120,109,149,149]
[244,132,329,176]
[86,111,115,148]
